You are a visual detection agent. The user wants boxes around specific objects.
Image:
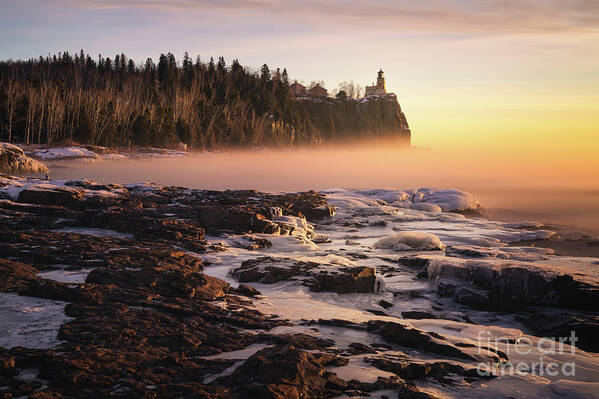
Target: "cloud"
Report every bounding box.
[55,0,599,34]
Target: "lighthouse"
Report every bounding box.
[377,69,385,91]
[365,69,387,96]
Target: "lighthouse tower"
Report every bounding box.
[376,69,385,91]
[365,69,387,96]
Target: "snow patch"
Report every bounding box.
[409,202,443,213]
[31,146,98,160]
[412,188,479,212]
[373,232,446,251]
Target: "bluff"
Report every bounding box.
[298,93,411,144]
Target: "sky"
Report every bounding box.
[1,0,598,161]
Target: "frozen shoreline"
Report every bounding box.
[0,174,597,397]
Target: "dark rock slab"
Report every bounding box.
[518,312,599,353]
[367,320,480,361]
[17,186,84,206]
[223,344,348,398]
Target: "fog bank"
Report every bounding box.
[47,142,599,233]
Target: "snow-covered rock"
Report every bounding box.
[412,188,479,212]
[30,146,99,160]
[373,231,446,251]
[0,176,129,202]
[409,202,442,213]
[273,215,314,240]
[323,187,479,214]
[0,143,48,174]
[32,147,98,160]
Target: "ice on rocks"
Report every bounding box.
[31,146,98,160]
[373,232,446,251]
[328,356,396,383]
[51,227,134,239]
[273,215,314,239]
[36,268,95,284]
[409,202,443,213]
[0,292,71,349]
[0,176,130,201]
[0,143,48,174]
[412,188,479,212]
[124,182,164,193]
[426,256,599,309]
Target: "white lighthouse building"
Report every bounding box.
[364,69,387,96]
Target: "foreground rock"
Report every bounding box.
[0,176,437,399]
[427,257,599,311]
[232,256,377,293]
[222,344,348,398]
[1,175,597,398]
[0,176,347,398]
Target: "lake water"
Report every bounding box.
[46,144,599,234]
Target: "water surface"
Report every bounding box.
[46,144,599,234]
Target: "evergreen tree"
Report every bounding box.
[182,52,193,89]
[127,59,136,74]
[74,108,92,143]
[104,57,112,72]
[119,53,127,73]
[114,54,121,72]
[231,59,242,76]
[207,57,215,74]
[281,68,289,86]
[176,116,191,144]
[217,56,226,74]
[132,115,150,146]
[336,90,348,101]
[157,54,168,83]
[260,64,271,82]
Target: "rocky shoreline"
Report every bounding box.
[0,176,598,398]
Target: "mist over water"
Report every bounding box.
[48,142,599,233]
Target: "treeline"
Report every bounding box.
[0,51,409,149]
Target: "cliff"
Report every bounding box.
[297,93,411,144]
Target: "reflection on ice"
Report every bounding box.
[0,293,71,349]
[36,268,95,284]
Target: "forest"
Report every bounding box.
[0,51,410,149]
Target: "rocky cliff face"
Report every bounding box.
[297,93,411,144]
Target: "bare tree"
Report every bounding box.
[337,81,358,99]
[356,84,364,99]
[308,80,326,89]
[6,79,19,142]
